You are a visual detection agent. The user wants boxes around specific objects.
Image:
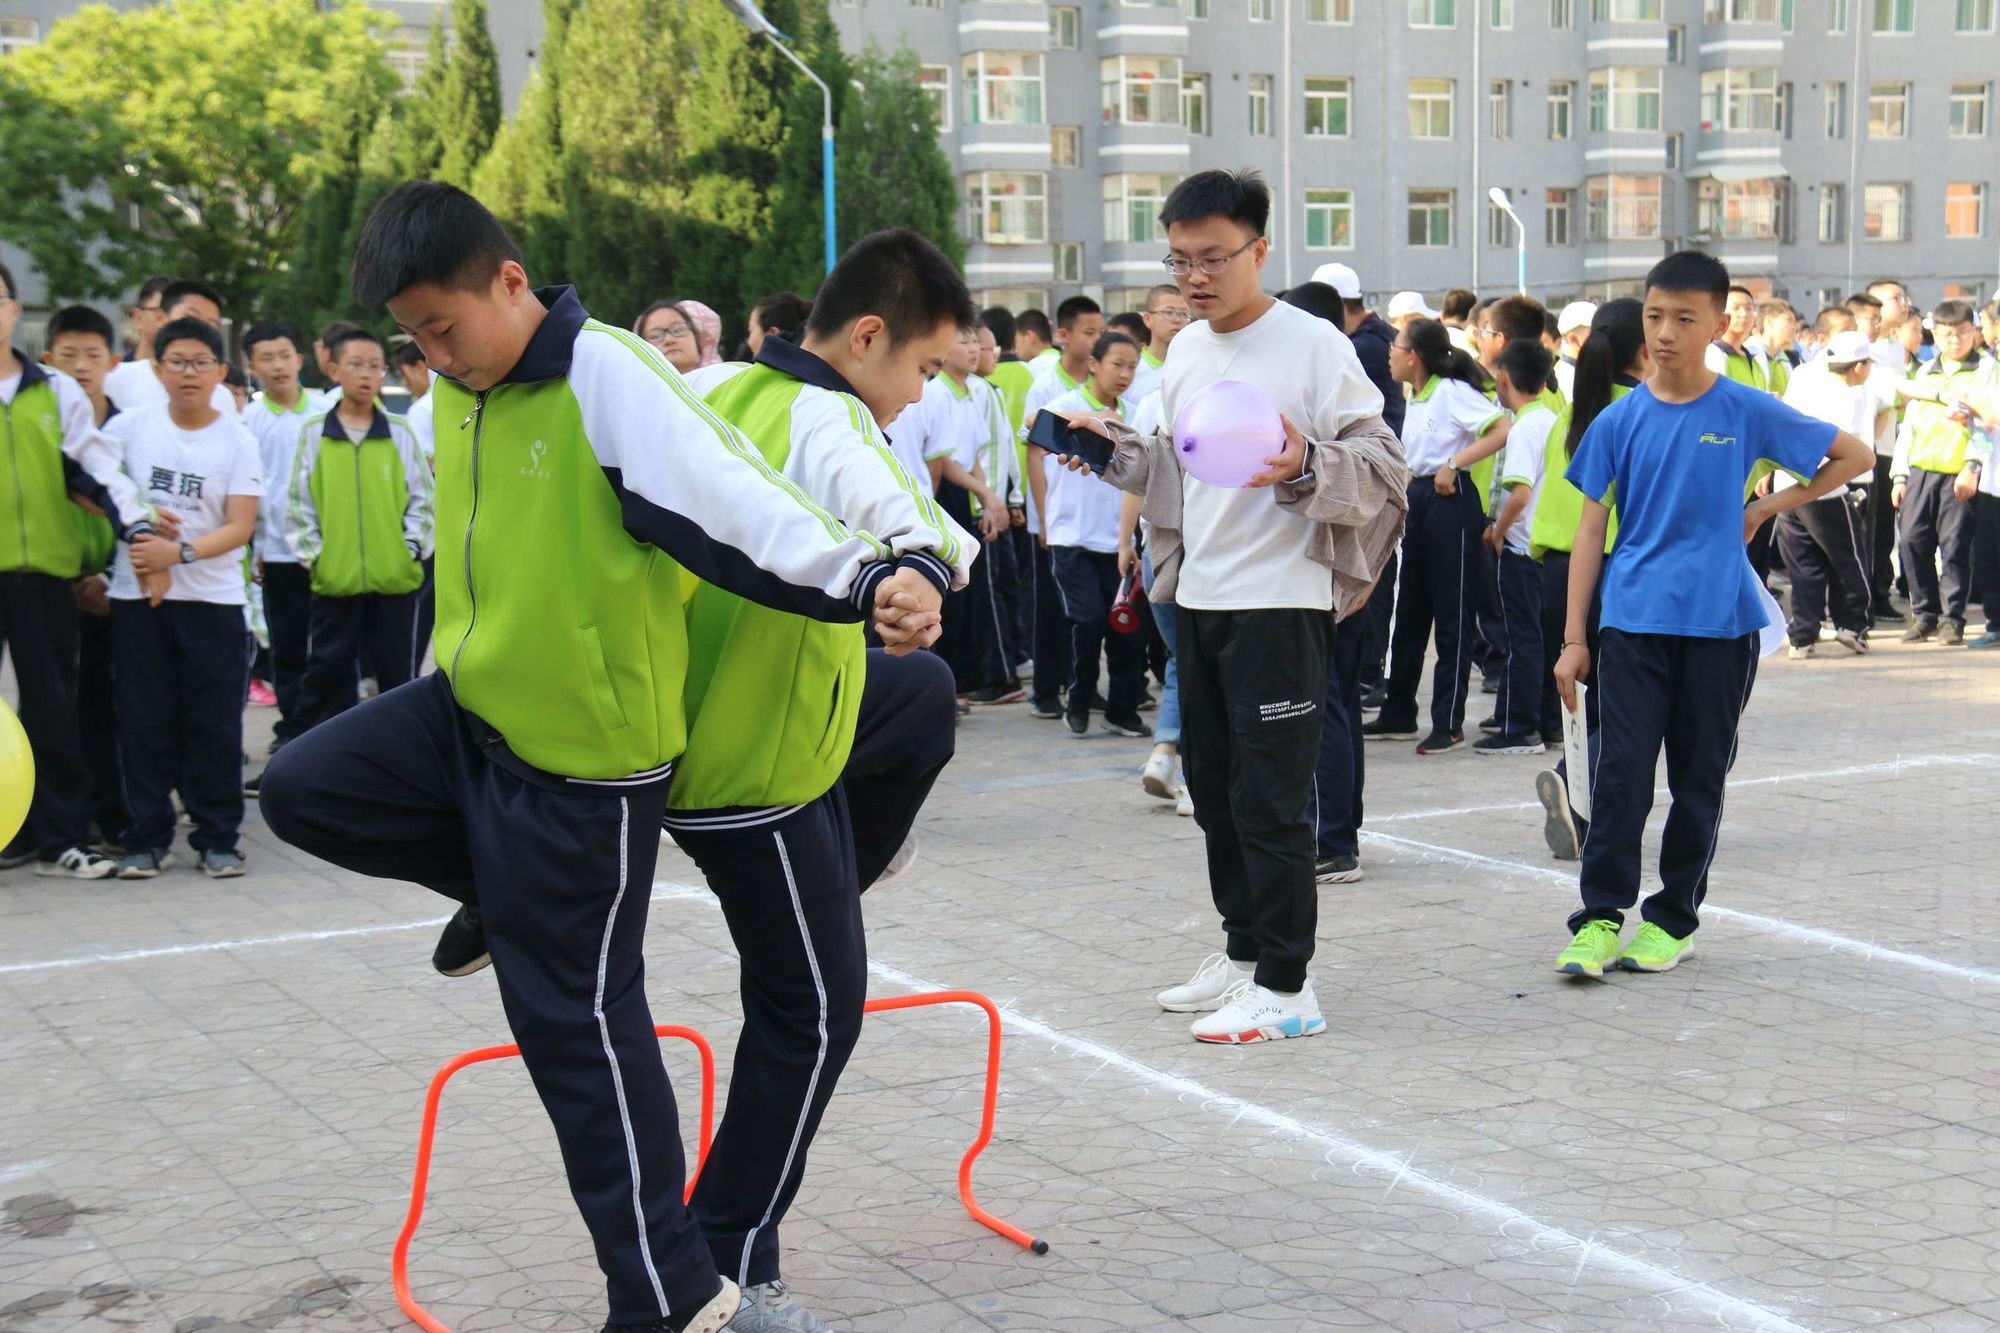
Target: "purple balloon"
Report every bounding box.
[1171,379,1284,489]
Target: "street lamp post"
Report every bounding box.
[1488,186,1526,296]
[722,0,837,276]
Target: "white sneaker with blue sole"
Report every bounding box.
[1189,979,1325,1044]
[728,1280,828,1333]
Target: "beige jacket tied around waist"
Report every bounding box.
[1100,413,1411,620]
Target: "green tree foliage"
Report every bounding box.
[0,0,396,312]
[836,45,965,271]
[436,0,503,189]
[473,0,576,281]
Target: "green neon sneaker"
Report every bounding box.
[1617,922,1694,973]
[1554,920,1623,978]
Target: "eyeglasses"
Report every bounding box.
[1148,308,1192,323]
[1160,238,1259,278]
[134,301,161,314]
[338,360,387,374]
[1391,341,1414,352]
[644,323,693,344]
[161,356,221,374]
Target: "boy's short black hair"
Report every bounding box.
[1055,295,1102,330]
[1090,330,1141,361]
[136,275,174,305]
[392,340,428,368]
[1441,288,1479,321]
[1542,308,1561,341]
[1844,292,1882,313]
[979,306,1018,348]
[0,259,16,301]
[1109,311,1147,341]
[1813,306,1856,337]
[224,365,248,389]
[1932,298,1977,329]
[161,279,224,316]
[352,180,527,309]
[1159,168,1270,237]
[243,320,303,356]
[1015,309,1053,343]
[47,305,117,350]
[804,228,976,347]
[154,316,224,362]
[1496,338,1552,396]
[1727,284,1755,301]
[330,327,385,360]
[1644,251,1730,307]
[317,319,362,351]
[1486,295,1546,344]
[751,292,813,336]
[1145,283,1182,309]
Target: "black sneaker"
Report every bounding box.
[1937,620,1965,646]
[600,1277,740,1333]
[1101,713,1153,738]
[1314,854,1363,884]
[1541,729,1562,749]
[1361,717,1418,742]
[1063,711,1089,737]
[1359,683,1388,712]
[433,904,492,978]
[968,682,1027,705]
[1478,714,1503,734]
[1904,619,1938,643]
[1415,729,1465,755]
[1028,697,1064,719]
[1872,602,1905,623]
[243,771,262,798]
[0,848,34,870]
[1535,769,1580,861]
[1472,732,1544,756]
[1136,693,1158,712]
[1480,675,1501,695]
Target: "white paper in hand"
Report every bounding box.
[1562,682,1591,824]
[1756,581,1786,658]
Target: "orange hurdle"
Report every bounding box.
[391,990,1043,1332]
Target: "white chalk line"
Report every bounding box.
[0,883,711,977]
[1369,752,1999,825]
[865,955,1818,1333]
[1361,830,2000,988]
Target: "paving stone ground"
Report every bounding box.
[3,634,1998,1332]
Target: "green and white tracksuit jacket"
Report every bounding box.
[287,406,434,597]
[2,357,155,577]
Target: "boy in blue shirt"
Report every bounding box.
[1551,252,1871,978]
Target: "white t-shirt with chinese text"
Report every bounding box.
[105,404,262,605]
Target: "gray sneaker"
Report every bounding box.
[115,848,172,880]
[727,1280,829,1333]
[200,849,246,879]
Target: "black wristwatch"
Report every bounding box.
[178,542,197,565]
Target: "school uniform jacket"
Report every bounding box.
[287,407,434,598]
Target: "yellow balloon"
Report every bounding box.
[0,697,34,851]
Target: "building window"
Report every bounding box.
[1051,125,1080,167]
[1585,173,1663,240]
[1053,242,1084,283]
[1872,0,1912,31]
[1491,0,1514,26]
[1867,82,1908,137]
[1697,177,1787,240]
[1949,83,1990,137]
[1704,0,1780,19]
[1823,82,1847,138]
[1183,74,1211,134]
[1776,81,1792,137]
[1547,81,1574,139]
[0,17,38,56]
[1305,188,1355,248]
[385,37,428,92]
[963,53,1045,126]
[1100,57,1183,127]
[1550,0,1574,25]
[1305,77,1353,137]
[1407,189,1455,246]
[1249,0,1273,21]
[1546,187,1575,245]
[1587,68,1662,132]
[1819,183,1846,241]
[1487,188,1516,246]
[1183,0,1210,16]
[1248,75,1272,135]
[917,65,952,131]
[1591,0,1660,17]
[1782,0,1795,28]
[1409,0,1456,27]
[1409,78,1454,138]
[1103,173,1179,243]
[1862,182,1908,240]
[1490,80,1513,138]
[912,0,941,9]
[1664,23,1685,61]
[1946,182,1987,237]
[1050,6,1080,48]
[1664,131,1681,167]
[1959,0,1996,30]
[1829,0,1848,31]
[967,172,1048,244]
[1306,0,1354,19]
[1700,67,1778,132]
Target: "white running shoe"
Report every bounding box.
[1140,748,1177,800]
[1156,952,1254,1012]
[1189,979,1326,1045]
[1175,785,1194,817]
[1835,627,1868,654]
[38,847,117,880]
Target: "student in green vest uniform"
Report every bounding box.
[240,320,317,752]
[259,182,939,1333]
[1020,298,1103,717]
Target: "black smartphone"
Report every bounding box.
[1027,409,1116,476]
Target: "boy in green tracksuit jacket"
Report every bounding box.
[258,182,941,1333]
[671,229,976,1331]
[285,329,434,732]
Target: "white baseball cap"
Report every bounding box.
[1386,291,1440,321]
[1823,330,1874,366]
[1310,262,1362,300]
[1557,301,1598,336]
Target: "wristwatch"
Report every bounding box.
[178,542,197,565]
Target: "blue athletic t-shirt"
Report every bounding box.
[1566,375,1837,639]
